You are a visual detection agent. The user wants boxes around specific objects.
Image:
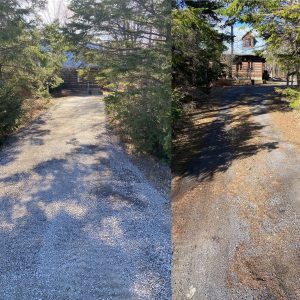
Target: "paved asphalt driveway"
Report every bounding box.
[0,96,171,300]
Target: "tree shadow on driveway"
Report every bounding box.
[172,85,289,198]
[0,116,52,166]
[0,140,171,299]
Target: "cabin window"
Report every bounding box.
[245,38,251,47]
[243,34,254,48]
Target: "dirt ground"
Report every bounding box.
[270,109,300,152]
[172,85,300,299]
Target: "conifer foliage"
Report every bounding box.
[171,0,227,131]
[67,0,172,160]
[172,0,226,89]
[0,0,67,138]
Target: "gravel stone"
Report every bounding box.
[0,96,171,300]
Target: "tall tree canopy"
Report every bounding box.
[67,0,172,160]
[0,0,67,96]
[172,0,227,89]
[0,0,67,137]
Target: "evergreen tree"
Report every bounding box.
[172,0,227,89]
[0,0,67,96]
[67,0,172,160]
[0,1,67,138]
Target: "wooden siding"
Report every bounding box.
[232,61,264,80]
[242,32,255,48]
[61,68,100,92]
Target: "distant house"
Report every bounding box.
[231,32,266,80]
[60,52,101,94]
[223,27,286,81]
[242,32,255,48]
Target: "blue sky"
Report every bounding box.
[223,23,265,55]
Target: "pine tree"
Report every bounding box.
[67,0,172,160]
[0,0,67,96]
[0,1,67,137]
[172,0,227,88]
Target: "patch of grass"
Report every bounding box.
[275,87,300,110]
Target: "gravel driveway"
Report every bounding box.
[173,86,300,299]
[0,96,171,300]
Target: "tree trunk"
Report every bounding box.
[297,63,300,87]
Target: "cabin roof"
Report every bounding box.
[241,31,254,40]
[233,55,266,63]
[223,24,265,56]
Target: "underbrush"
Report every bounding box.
[0,82,52,143]
[20,98,52,125]
[275,87,300,110]
[104,85,171,162]
[0,83,22,141]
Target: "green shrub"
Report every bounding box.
[0,83,22,139]
[172,88,184,128]
[286,88,300,109]
[290,99,300,109]
[275,87,300,110]
[105,83,171,161]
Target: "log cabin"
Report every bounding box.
[60,52,101,94]
[224,30,286,82]
[232,32,266,81]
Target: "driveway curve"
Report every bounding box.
[0,96,171,300]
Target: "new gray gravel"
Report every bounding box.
[0,96,171,300]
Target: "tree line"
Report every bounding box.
[172,0,300,127]
[66,0,172,160]
[0,0,172,161]
[0,0,67,138]
[0,0,299,158]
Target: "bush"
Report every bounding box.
[275,87,300,110]
[105,83,171,161]
[0,83,22,139]
[172,88,184,128]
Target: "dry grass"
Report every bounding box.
[18,98,53,129]
[270,109,300,153]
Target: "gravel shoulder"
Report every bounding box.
[172,86,300,299]
[0,96,171,300]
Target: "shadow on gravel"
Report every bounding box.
[172,85,289,197]
[0,140,170,299]
[0,116,52,166]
